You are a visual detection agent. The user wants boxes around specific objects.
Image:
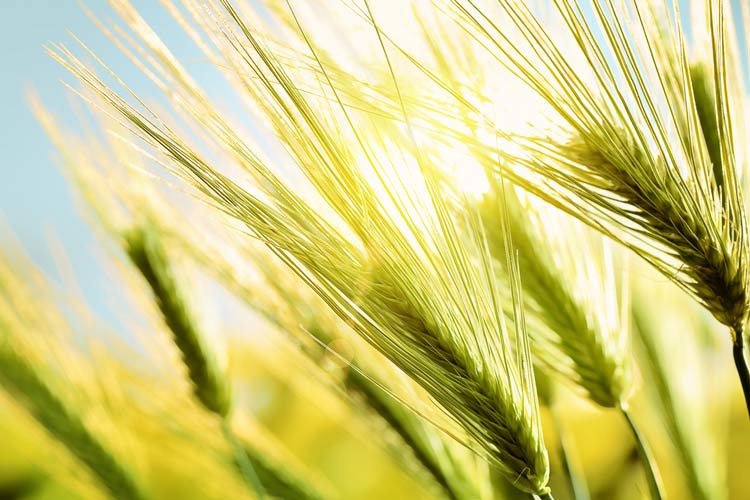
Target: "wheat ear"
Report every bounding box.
[51,1,556,493]
[0,257,145,500]
[122,223,270,499]
[445,0,750,419]
[179,225,493,500]
[534,370,590,500]
[480,187,630,409]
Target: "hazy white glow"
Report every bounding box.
[454,163,490,196]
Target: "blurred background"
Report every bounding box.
[1,1,750,499]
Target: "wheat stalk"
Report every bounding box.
[533,370,590,500]
[234,436,330,500]
[48,0,555,494]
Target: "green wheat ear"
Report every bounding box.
[476,183,666,498]
[123,223,232,418]
[51,2,554,495]
[359,262,550,495]
[479,187,631,409]
[563,132,747,334]
[122,223,264,496]
[0,256,146,500]
[182,227,493,500]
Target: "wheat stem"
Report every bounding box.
[222,421,266,500]
[620,407,664,500]
[551,411,589,500]
[731,328,750,419]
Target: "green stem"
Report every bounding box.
[222,420,266,499]
[731,329,750,420]
[536,493,555,500]
[620,407,664,500]
[551,410,590,500]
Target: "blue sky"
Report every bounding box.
[0,1,138,322]
[0,1,202,326]
[0,0,747,326]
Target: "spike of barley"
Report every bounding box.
[566,134,747,334]
[123,223,232,418]
[0,346,146,500]
[363,266,549,494]
[480,190,630,408]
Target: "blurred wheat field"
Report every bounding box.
[2,0,750,499]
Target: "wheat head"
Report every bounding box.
[49,0,554,493]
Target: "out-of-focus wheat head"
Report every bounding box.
[0,250,147,500]
[122,223,233,417]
